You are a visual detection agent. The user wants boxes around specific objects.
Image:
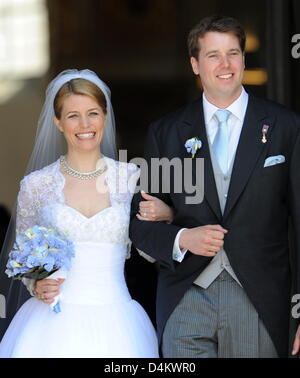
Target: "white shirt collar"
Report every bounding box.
[203,87,249,124]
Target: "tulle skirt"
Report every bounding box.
[0,297,159,358]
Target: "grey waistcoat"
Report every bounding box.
[193,142,242,289]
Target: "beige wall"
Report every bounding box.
[0,79,45,211]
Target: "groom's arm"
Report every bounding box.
[130,122,183,272]
[129,121,226,271]
[130,192,183,272]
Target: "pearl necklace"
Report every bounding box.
[60,155,107,180]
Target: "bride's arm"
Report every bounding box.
[16,177,39,296]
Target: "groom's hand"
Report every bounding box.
[179,225,228,257]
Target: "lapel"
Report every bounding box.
[177,96,222,221]
[223,94,276,221]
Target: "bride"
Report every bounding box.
[0,69,173,358]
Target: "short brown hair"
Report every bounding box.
[188,15,246,58]
[54,78,107,119]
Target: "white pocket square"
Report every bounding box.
[264,155,285,168]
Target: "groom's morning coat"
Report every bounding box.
[130,94,300,357]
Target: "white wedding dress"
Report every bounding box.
[0,157,158,358]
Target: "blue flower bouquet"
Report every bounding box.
[5,225,75,313]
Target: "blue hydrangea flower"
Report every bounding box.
[6,226,75,282]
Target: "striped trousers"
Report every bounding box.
[162,270,278,358]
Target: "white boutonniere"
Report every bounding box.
[185,137,202,158]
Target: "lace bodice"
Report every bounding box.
[16,157,140,249]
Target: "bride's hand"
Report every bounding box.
[292,324,300,357]
[34,278,65,304]
[137,191,175,223]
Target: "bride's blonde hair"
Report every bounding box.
[54,78,107,119]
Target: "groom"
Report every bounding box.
[130,15,300,358]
